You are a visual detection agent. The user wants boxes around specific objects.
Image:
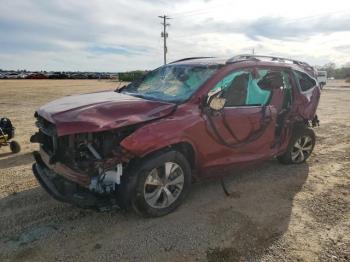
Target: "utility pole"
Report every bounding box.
[158,15,171,65]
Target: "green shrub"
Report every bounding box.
[118,71,147,82]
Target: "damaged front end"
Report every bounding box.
[31,114,137,210]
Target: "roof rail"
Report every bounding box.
[227,54,307,65]
[226,54,316,76]
[169,57,215,64]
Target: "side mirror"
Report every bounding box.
[208,96,226,111]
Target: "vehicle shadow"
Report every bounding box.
[193,160,310,261]
[0,152,13,158]
[0,160,309,261]
[0,152,33,169]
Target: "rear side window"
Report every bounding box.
[294,71,316,91]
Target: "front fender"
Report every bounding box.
[120,115,199,161]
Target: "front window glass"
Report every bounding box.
[209,70,272,107]
[246,69,272,106]
[120,64,220,102]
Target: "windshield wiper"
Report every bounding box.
[121,92,149,99]
[115,83,130,93]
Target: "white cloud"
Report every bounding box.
[1,0,350,71]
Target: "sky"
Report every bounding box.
[1,0,350,72]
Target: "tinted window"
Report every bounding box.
[294,71,316,91]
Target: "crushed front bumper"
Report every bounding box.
[36,147,91,187]
[32,151,118,210]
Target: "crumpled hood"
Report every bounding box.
[37,91,176,136]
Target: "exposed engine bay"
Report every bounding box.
[31,115,137,195]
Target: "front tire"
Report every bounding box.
[130,150,191,217]
[277,127,315,164]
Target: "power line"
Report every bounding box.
[158,15,171,65]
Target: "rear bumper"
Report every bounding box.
[32,152,116,209]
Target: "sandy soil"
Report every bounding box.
[0,80,349,261]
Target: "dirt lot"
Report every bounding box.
[0,80,349,261]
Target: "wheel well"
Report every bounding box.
[294,121,309,132]
[131,142,196,171]
[170,142,196,169]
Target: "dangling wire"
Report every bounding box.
[220,177,231,196]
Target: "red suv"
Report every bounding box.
[31,55,320,216]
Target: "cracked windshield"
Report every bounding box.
[122,65,220,102]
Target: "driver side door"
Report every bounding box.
[203,69,278,167]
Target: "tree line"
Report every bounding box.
[318,63,350,80]
[118,70,149,82]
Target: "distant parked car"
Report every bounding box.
[317,70,327,89]
[32,54,321,217]
[87,73,98,79]
[6,73,20,79]
[26,73,48,79]
[18,73,28,79]
[48,73,68,79]
[70,73,88,79]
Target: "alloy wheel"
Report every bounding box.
[144,162,184,209]
[291,135,313,163]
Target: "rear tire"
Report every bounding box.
[10,140,21,154]
[129,150,191,217]
[277,127,315,164]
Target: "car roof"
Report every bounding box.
[170,57,226,66]
[170,55,316,77]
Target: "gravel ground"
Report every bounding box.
[0,80,349,261]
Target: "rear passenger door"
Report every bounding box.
[292,70,320,119]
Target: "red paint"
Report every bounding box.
[39,147,90,185]
[36,59,320,179]
[37,91,176,136]
[121,104,278,176]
